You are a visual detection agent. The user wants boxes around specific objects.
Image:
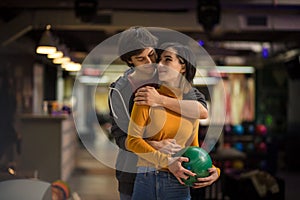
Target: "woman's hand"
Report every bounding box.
[147,139,181,155]
[192,167,220,188]
[168,156,196,185]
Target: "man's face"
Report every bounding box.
[129,47,157,75]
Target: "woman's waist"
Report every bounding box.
[136,161,169,173]
[136,166,172,178]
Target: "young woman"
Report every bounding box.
[109,27,210,200]
[126,42,220,200]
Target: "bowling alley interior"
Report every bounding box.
[0,0,300,200]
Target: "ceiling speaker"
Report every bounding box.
[75,0,98,22]
[197,0,221,32]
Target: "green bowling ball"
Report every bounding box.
[174,146,212,186]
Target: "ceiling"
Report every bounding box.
[0,0,300,66]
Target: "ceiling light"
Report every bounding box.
[63,62,82,71]
[193,77,219,85]
[36,46,56,55]
[47,51,63,59]
[53,57,71,64]
[36,25,57,54]
[216,66,255,74]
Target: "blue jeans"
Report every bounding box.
[132,167,191,200]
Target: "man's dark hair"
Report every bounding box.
[118,26,158,67]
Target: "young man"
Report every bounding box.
[109,26,213,200]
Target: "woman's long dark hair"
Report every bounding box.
[156,42,196,83]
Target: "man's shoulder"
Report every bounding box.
[110,75,130,90]
[110,68,133,90]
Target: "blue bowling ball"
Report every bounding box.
[234,142,244,151]
[247,124,255,134]
[233,125,244,135]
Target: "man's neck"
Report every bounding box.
[129,70,155,82]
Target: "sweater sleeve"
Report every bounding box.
[183,87,207,109]
[126,103,170,168]
[190,121,200,147]
[212,165,221,177]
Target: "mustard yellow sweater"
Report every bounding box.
[126,85,200,170]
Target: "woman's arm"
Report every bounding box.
[125,104,170,167]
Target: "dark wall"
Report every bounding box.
[43,64,57,101]
[0,55,34,113]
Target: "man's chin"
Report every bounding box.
[145,68,156,74]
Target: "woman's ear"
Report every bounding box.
[180,64,186,73]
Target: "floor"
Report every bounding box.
[68,128,119,200]
[277,170,300,200]
[67,128,300,200]
[68,147,119,200]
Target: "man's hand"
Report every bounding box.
[147,139,181,155]
[134,86,163,107]
[168,156,196,185]
[192,167,220,188]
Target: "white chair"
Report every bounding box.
[0,179,52,200]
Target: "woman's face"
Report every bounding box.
[157,47,186,86]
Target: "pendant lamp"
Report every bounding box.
[36,25,57,54]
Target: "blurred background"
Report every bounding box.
[0,0,299,199]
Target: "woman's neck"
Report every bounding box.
[161,77,191,93]
[162,76,182,88]
[162,81,179,88]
